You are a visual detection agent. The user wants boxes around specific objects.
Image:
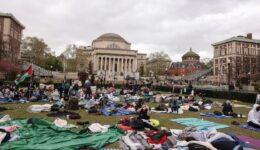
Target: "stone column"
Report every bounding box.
[114,57,117,72]
[121,58,124,73]
[119,58,121,73]
[124,58,126,73]
[127,58,129,72]
[104,57,107,70]
[101,57,103,70]
[129,58,131,72]
[112,57,114,72]
[107,57,110,71]
[131,59,134,72]
[110,57,112,72]
[117,58,119,73]
[98,57,100,70]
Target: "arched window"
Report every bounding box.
[107,43,120,49]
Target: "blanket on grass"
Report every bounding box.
[239,124,260,132]
[238,136,260,149]
[101,103,136,116]
[200,113,226,118]
[0,118,124,149]
[170,118,229,130]
[101,107,136,116]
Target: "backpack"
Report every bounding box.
[51,104,60,111]
[214,111,223,116]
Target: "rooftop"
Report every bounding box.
[182,48,200,58]
[212,35,260,46]
[0,12,25,29]
[93,33,130,44]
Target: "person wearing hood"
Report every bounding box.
[247,104,260,128]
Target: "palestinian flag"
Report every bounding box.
[15,65,33,85]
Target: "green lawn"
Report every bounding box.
[0,95,259,148]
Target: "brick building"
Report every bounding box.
[0,12,25,64]
[169,48,202,76]
[212,33,260,85]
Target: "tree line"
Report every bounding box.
[21,37,63,71]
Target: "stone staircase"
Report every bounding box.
[181,68,213,81]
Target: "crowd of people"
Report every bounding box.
[0,79,259,149]
[1,79,260,131]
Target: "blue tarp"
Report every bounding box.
[240,124,260,132]
[200,113,226,118]
[101,103,136,116]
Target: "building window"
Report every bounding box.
[252,58,256,63]
[107,43,120,49]
[228,48,232,54]
[244,48,248,55]
[221,49,225,55]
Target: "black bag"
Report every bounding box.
[51,104,60,111]
[130,119,145,130]
[189,106,198,112]
[188,143,210,150]
[211,138,241,150]
[69,114,81,119]
[213,111,223,116]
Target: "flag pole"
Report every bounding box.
[28,64,33,100]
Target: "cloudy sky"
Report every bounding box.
[1,0,260,61]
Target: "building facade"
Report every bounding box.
[169,48,202,76]
[76,33,147,80]
[0,12,25,64]
[212,33,260,85]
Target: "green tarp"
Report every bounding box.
[0,118,124,150]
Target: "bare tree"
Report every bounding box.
[147,51,171,76]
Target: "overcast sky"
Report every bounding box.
[1,0,260,61]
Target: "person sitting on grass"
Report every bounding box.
[135,99,143,111]
[247,104,260,129]
[222,100,242,118]
[137,101,150,120]
[68,91,79,110]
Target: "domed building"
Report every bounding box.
[169,48,202,76]
[182,48,200,64]
[76,33,147,81]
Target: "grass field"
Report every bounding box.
[0,94,259,148]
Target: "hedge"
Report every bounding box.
[193,89,257,103]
